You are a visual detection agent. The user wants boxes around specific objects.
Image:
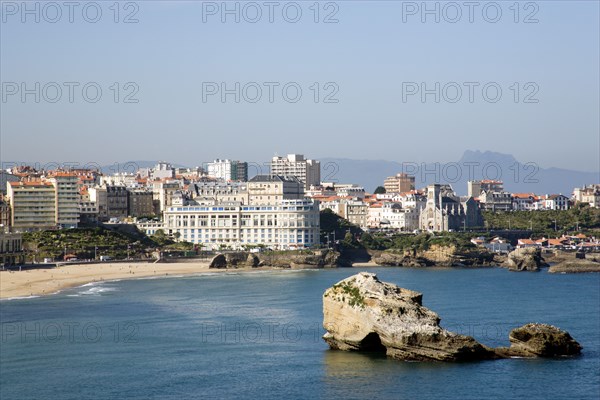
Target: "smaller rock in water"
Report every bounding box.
[506,323,582,357]
[504,248,546,271]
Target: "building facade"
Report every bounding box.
[207,159,248,181]
[164,199,320,250]
[270,154,320,189]
[191,181,249,205]
[7,181,56,229]
[0,231,24,266]
[48,173,80,228]
[248,175,304,205]
[128,189,155,217]
[383,173,415,194]
[478,191,513,211]
[419,184,482,231]
[573,185,600,208]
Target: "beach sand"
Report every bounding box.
[0,261,245,299]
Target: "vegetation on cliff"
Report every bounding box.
[22,226,193,261]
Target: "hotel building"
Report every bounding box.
[163,199,320,250]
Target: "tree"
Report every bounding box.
[374,186,386,194]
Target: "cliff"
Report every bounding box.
[323,273,581,362]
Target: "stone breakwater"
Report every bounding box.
[323,272,582,362]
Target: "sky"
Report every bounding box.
[1,0,599,172]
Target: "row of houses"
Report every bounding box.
[517,234,600,251]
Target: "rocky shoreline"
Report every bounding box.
[549,258,600,273]
[207,247,598,273]
[209,249,349,269]
[323,272,582,362]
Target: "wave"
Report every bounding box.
[1,295,41,301]
[77,285,117,296]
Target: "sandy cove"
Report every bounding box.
[0,261,271,299]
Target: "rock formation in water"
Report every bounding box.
[504,248,547,271]
[322,272,581,362]
[549,258,600,273]
[496,323,582,357]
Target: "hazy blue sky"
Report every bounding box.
[1,1,598,171]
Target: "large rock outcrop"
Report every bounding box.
[323,272,495,361]
[209,249,344,269]
[371,245,496,268]
[323,273,581,362]
[370,252,432,267]
[504,248,546,271]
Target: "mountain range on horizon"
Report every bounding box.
[2,151,597,196]
[320,150,599,196]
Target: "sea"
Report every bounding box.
[1,267,599,400]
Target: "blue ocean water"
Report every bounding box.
[1,268,599,400]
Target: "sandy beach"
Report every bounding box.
[0,261,252,299]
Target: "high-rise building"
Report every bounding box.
[207,159,248,182]
[383,173,415,194]
[48,173,80,228]
[7,181,57,229]
[270,154,320,189]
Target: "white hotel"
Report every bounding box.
[163,199,320,250]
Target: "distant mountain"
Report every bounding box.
[321,151,599,196]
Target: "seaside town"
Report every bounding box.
[1,154,599,269]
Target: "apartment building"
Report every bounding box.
[152,181,181,213]
[79,188,98,224]
[248,175,304,205]
[478,190,513,212]
[164,199,320,250]
[48,173,80,228]
[383,173,415,194]
[207,159,248,182]
[270,154,320,189]
[128,189,155,217]
[89,185,129,221]
[7,181,56,229]
[467,180,504,197]
[0,196,10,227]
[341,199,368,228]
